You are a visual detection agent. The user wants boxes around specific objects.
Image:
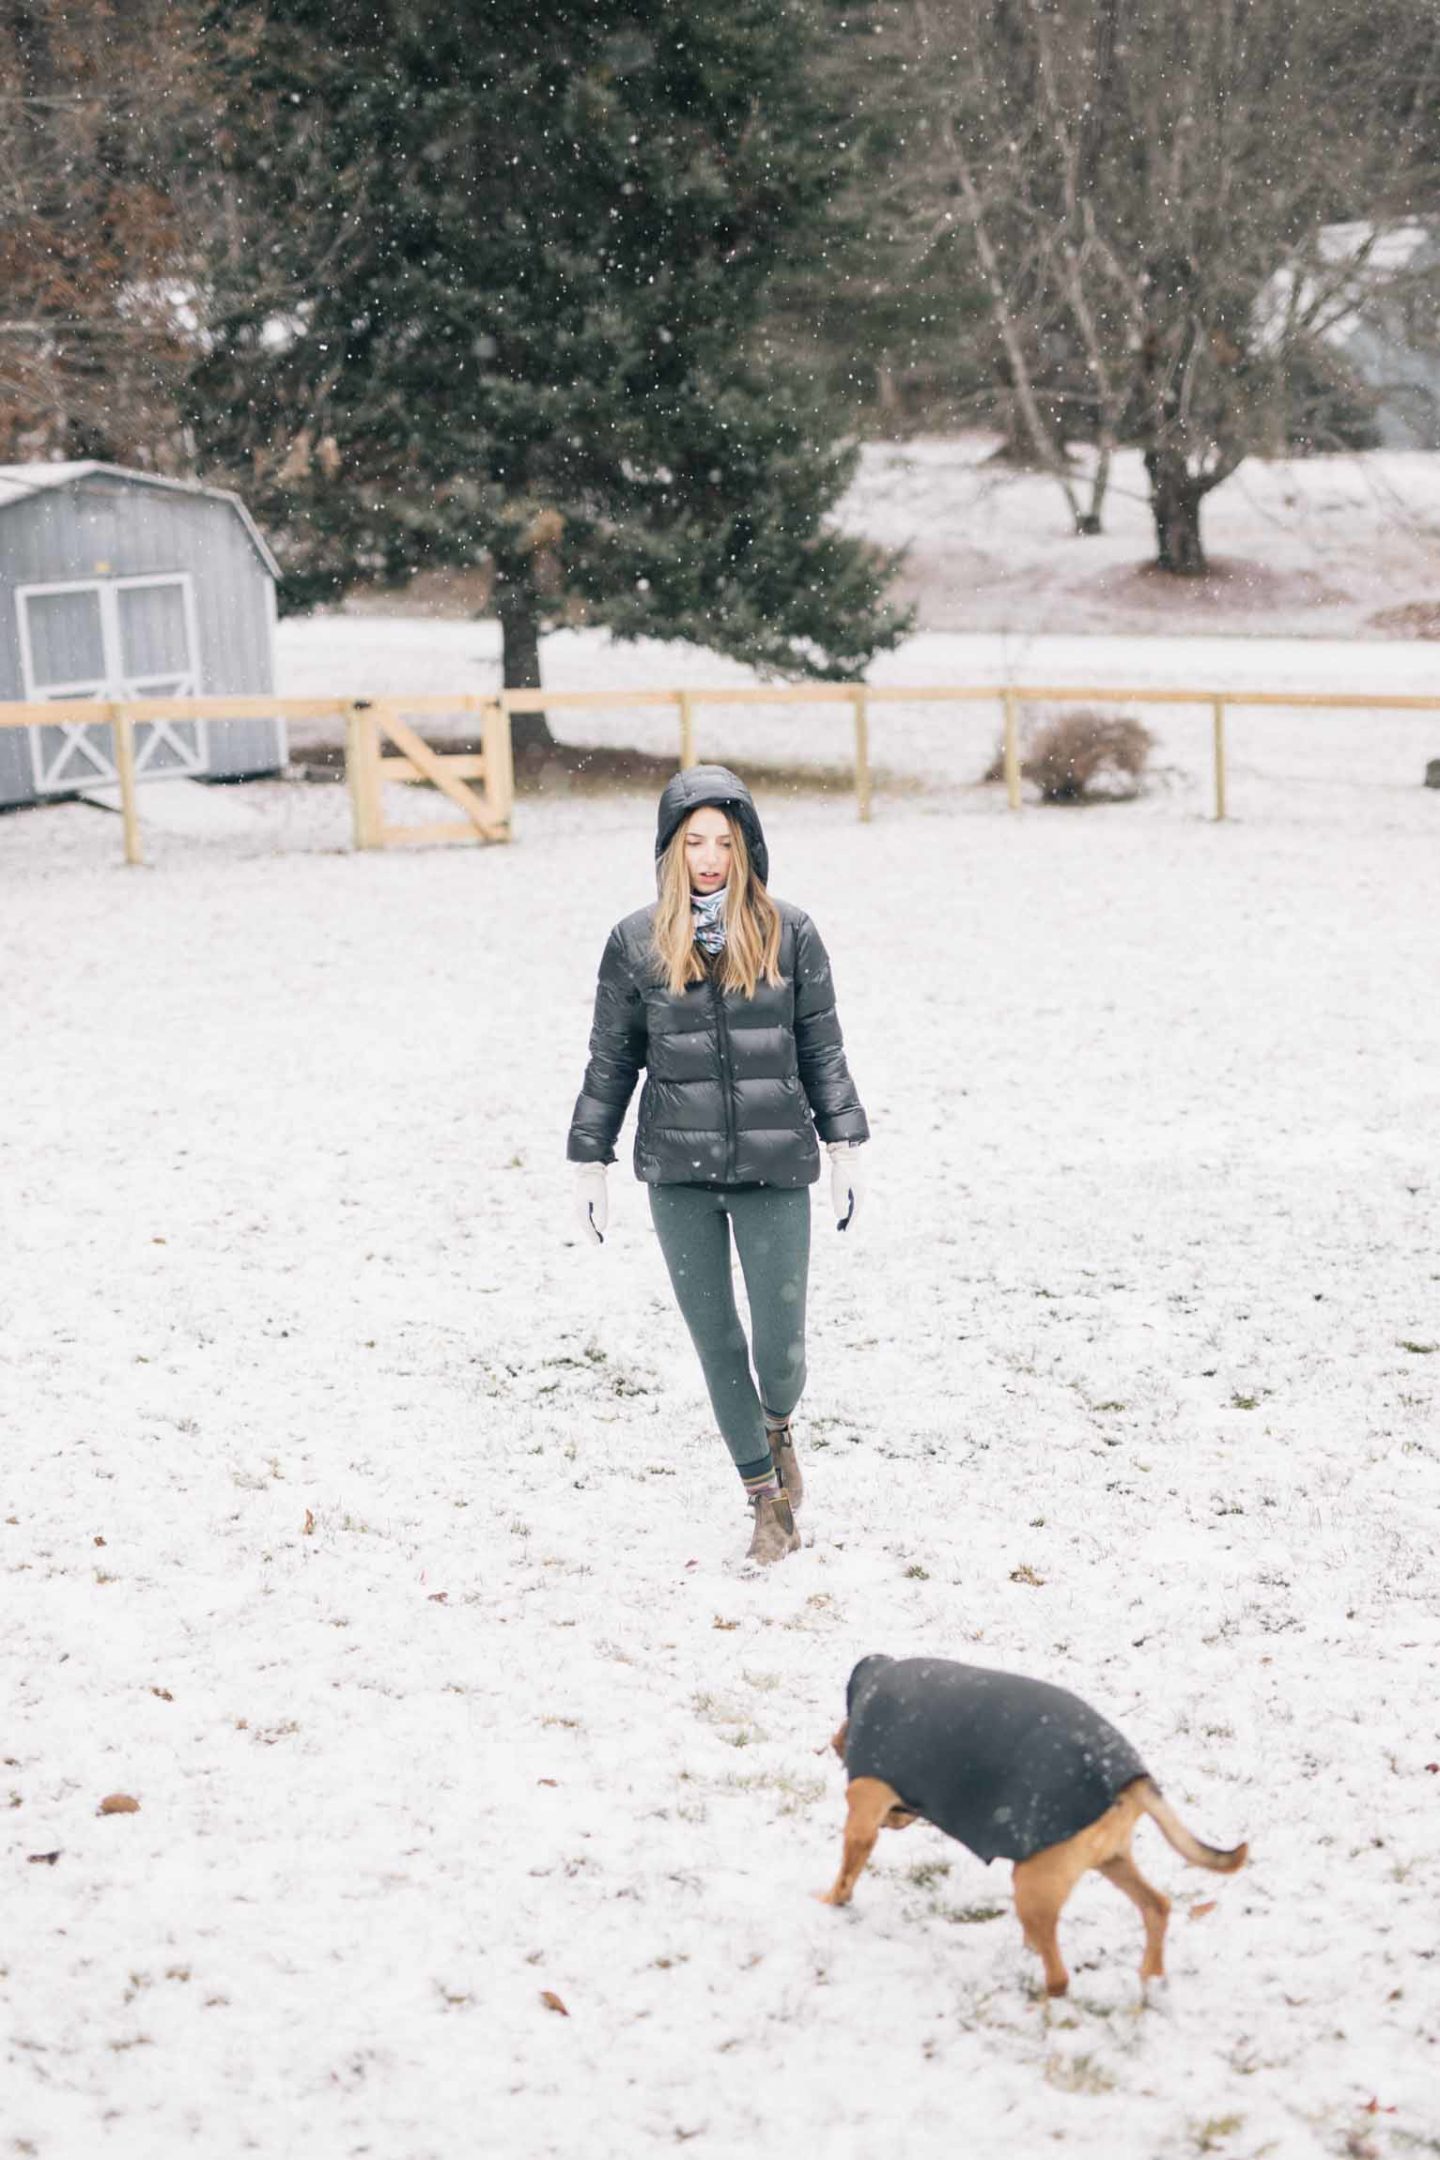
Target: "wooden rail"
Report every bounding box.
[342,697,514,850]
[2,679,1437,863]
[0,693,514,864]
[492,679,1440,827]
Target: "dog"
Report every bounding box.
[822,1655,1246,1996]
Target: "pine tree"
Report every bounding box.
[772,2,995,433]
[188,0,906,743]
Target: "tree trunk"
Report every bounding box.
[874,363,902,420]
[495,565,555,753]
[987,424,1068,471]
[1083,432,1115,535]
[1144,450,1208,575]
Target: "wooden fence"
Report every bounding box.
[498,679,1440,825]
[343,696,514,849]
[0,694,514,865]
[2,679,1437,864]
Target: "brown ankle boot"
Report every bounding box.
[767,1420,804,1511]
[746,1489,800,1565]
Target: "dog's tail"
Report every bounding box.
[1135,1779,1248,1873]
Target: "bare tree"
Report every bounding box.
[0,0,207,464]
[856,0,1440,570]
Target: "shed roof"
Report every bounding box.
[0,461,280,579]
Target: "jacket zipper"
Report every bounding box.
[708,966,738,1180]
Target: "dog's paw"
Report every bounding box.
[1139,1975,1173,2016]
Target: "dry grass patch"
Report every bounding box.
[986,708,1155,803]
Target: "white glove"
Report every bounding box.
[571,1161,608,1246]
[827,1141,865,1232]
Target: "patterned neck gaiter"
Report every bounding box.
[691,886,729,954]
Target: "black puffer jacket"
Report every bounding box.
[567,767,868,1187]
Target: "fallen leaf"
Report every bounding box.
[151,1236,167,1245]
[712,1617,739,1631]
[27,1850,61,1866]
[1425,1763,1439,1774]
[150,1687,173,1702]
[98,1793,139,1816]
[93,1535,106,1548]
[1362,2100,1397,2115]
[1009,1564,1045,1587]
[428,1591,449,1604]
[537,1778,558,1787]
[302,1509,315,1536]
[1189,1900,1217,1919]
[539,1990,569,2017]
[684,1560,698,1571]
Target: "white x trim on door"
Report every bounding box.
[16,572,207,794]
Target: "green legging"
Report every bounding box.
[648,1183,811,1486]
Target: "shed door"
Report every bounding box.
[17,574,205,794]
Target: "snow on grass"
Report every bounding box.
[3,632,1439,2159]
[276,611,1440,815]
[837,437,1440,638]
[319,437,1440,643]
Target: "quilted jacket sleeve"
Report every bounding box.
[567,926,648,1164]
[793,913,869,1144]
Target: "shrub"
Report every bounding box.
[985,708,1154,803]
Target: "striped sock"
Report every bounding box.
[739,1454,780,1502]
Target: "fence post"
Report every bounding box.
[346,698,383,848]
[678,689,696,770]
[482,696,515,831]
[852,686,872,822]
[1002,688,1022,811]
[1212,696,1228,822]
[111,702,143,866]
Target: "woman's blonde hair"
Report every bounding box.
[652,808,783,997]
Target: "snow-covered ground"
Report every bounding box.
[4,620,1439,2160]
[334,437,1440,641]
[838,438,1440,638]
[276,614,1440,807]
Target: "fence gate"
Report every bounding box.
[345,698,514,848]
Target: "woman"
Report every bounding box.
[567,765,868,1565]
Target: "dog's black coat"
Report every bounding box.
[844,1655,1149,1864]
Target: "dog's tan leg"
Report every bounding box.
[820,1778,900,1906]
[1099,1846,1172,1983]
[1012,1836,1095,1997]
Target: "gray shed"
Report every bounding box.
[0,462,284,809]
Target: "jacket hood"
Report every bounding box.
[846,1654,895,1717]
[655,764,768,886]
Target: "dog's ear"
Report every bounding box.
[830,1719,849,1761]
